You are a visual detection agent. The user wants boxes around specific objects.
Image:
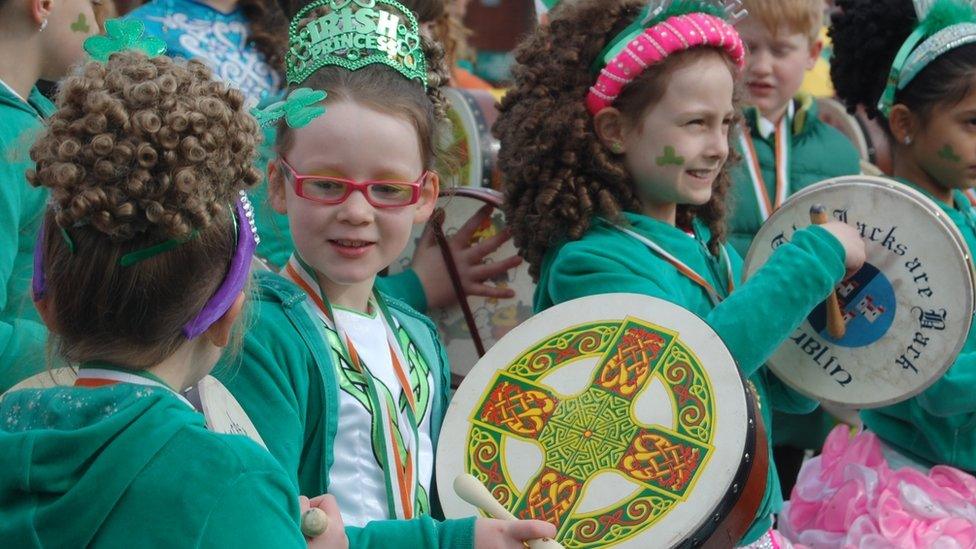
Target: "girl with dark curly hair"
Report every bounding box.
[780,0,976,544]
[495,1,866,545]
[0,49,347,548]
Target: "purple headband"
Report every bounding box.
[32,191,258,340]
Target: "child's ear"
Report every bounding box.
[414,171,440,224]
[267,159,288,215]
[204,292,246,348]
[34,297,59,334]
[806,37,823,71]
[593,107,628,154]
[888,104,919,147]
[32,0,53,24]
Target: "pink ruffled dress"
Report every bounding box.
[781,425,976,548]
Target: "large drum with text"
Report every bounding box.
[390,187,535,385]
[744,176,974,409]
[436,293,767,548]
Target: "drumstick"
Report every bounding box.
[454,474,564,549]
[429,208,487,356]
[809,204,847,339]
[301,508,329,538]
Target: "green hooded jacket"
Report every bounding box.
[0,84,55,392]
[535,212,846,544]
[0,384,305,547]
[217,270,475,548]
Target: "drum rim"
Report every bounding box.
[439,185,504,206]
[444,88,494,188]
[435,293,757,547]
[816,97,871,161]
[743,175,974,408]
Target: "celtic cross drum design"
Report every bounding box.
[437,295,767,549]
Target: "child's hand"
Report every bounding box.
[820,221,866,277]
[412,205,523,310]
[474,517,558,549]
[300,494,348,549]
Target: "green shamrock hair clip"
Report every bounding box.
[83,19,167,62]
[251,88,328,129]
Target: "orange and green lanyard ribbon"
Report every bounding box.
[613,224,734,306]
[284,255,421,520]
[738,109,792,222]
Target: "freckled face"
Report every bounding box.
[621,53,736,210]
[269,100,438,295]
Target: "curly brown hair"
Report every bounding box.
[239,0,289,77]
[494,0,742,280]
[27,52,262,367]
[275,2,453,171]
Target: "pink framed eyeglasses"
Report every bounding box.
[279,156,427,208]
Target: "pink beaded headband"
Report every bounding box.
[586,11,746,115]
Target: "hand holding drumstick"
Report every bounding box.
[455,474,562,549]
[808,204,867,339]
[300,494,348,549]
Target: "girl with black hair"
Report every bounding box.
[783,1,976,544]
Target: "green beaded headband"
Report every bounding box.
[878,0,976,116]
[285,0,428,89]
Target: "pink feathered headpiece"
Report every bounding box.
[586,11,746,115]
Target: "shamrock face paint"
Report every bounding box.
[656,146,686,167]
[939,144,962,163]
[71,14,91,33]
[618,52,735,219]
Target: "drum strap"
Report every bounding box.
[738,107,793,222]
[284,254,423,520]
[74,362,195,410]
[613,225,734,306]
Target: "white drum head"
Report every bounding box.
[441,88,492,188]
[436,293,750,548]
[744,176,974,409]
[4,367,77,393]
[195,376,267,448]
[390,188,535,380]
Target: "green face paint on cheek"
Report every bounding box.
[939,144,962,163]
[70,13,91,33]
[655,146,685,167]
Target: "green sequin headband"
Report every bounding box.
[878,0,976,116]
[286,0,427,88]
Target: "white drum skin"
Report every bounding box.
[744,176,974,409]
[436,293,756,548]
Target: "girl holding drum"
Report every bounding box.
[221,1,554,547]
[494,0,866,545]
[0,48,345,547]
[783,0,976,545]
